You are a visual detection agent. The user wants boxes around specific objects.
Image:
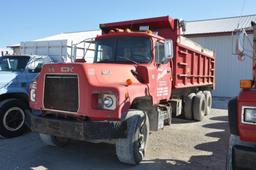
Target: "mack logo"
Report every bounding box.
[61,66,74,73]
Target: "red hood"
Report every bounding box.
[82,63,140,86]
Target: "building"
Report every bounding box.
[0,48,13,56]
[7,15,256,97]
[184,14,256,98]
[8,30,101,62]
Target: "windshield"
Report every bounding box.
[0,56,30,72]
[94,36,151,64]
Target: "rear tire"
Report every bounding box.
[0,99,28,138]
[39,134,69,146]
[184,93,195,119]
[116,110,149,165]
[203,91,212,115]
[193,92,206,121]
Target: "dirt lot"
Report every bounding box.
[0,98,229,170]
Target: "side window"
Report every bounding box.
[155,42,166,64]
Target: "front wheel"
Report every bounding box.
[0,99,28,138]
[116,110,149,165]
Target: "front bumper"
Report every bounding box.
[228,134,256,170]
[30,113,127,141]
[233,145,256,169]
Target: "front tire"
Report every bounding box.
[116,110,149,165]
[0,99,28,138]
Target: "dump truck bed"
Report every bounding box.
[172,36,215,89]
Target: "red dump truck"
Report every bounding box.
[29,16,215,164]
[227,22,256,170]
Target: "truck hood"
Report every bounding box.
[84,63,139,86]
[0,71,18,88]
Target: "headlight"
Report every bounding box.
[242,106,256,124]
[103,96,114,108]
[98,94,116,110]
[30,82,37,102]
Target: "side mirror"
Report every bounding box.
[235,31,245,56]
[164,40,173,60]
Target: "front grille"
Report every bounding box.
[44,74,78,112]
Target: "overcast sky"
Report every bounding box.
[0,0,255,47]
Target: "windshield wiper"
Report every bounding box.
[118,57,138,65]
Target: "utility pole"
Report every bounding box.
[252,21,256,81]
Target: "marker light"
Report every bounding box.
[30,81,37,102]
[125,28,132,32]
[240,80,253,89]
[126,79,133,86]
[146,30,153,34]
[115,28,124,32]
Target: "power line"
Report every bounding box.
[237,0,246,29]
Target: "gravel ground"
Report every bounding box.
[0,99,229,170]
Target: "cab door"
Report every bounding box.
[155,41,172,101]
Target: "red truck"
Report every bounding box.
[227,22,256,169]
[29,16,215,164]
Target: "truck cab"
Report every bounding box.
[227,22,256,169]
[93,29,173,104]
[227,80,256,170]
[0,55,55,138]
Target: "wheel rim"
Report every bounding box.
[3,107,25,131]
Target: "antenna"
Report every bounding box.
[236,0,246,29]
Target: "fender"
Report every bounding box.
[0,91,29,104]
[228,98,238,135]
[130,96,153,112]
[0,87,28,96]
